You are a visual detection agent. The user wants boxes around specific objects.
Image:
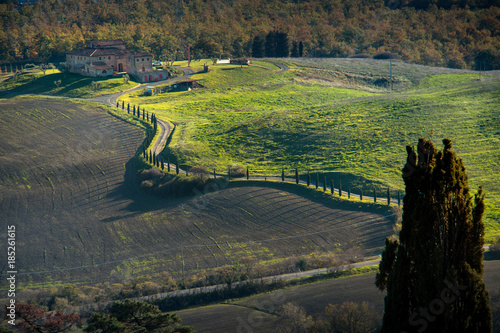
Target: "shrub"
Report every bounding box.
[350,53,371,58]
[139,168,163,181]
[229,164,246,177]
[140,180,155,191]
[373,52,398,59]
[190,165,209,181]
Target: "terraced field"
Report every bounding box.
[0,97,396,287]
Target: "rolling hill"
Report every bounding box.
[0,97,396,288]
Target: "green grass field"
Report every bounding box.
[119,59,500,242]
[0,69,139,98]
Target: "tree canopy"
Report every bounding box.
[0,0,498,70]
[376,138,492,332]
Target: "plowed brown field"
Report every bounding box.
[0,97,396,287]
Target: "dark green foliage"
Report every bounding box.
[323,176,326,191]
[276,32,290,58]
[339,180,342,197]
[281,167,284,181]
[348,185,351,199]
[167,156,170,172]
[373,187,377,202]
[377,138,492,333]
[85,299,186,333]
[295,168,299,184]
[85,313,126,332]
[116,101,119,108]
[315,172,319,189]
[247,167,249,180]
[122,101,125,110]
[331,179,334,194]
[133,105,136,116]
[143,108,145,120]
[299,41,304,57]
[307,171,311,187]
[127,103,130,113]
[161,157,164,170]
[265,31,277,58]
[387,187,390,205]
[291,41,299,57]
[398,190,401,206]
[252,35,265,58]
[176,160,179,175]
[149,151,152,164]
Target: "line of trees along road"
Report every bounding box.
[0,0,498,70]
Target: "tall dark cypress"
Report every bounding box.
[299,41,304,57]
[265,31,277,58]
[275,32,290,58]
[295,168,299,184]
[376,138,491,333]
[252,35,265,58]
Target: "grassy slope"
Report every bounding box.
[177,261,500,333]
[0,70,139,98]
[120,59,500,241]
[0,97,396,287]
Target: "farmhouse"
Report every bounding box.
[66,40,169,83]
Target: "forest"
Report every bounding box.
[0,0,499,70]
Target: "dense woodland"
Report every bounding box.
[0,0,499,69]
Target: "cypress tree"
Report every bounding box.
[127,103,130,113]
[143,108,146,120]
[276,32,290,58]
[153,152,156,165]
[315,172,319,189]
[281,167,284,181]
[307,171,310,187]
[214,169,216,179]
[299,41,304,57]
[295,168,299,184]
[149,151,152,163]
[374,187,377,202]
[323,176,326,191]
[116,101,119,108]
[360,188,363,201]
[252,35,265,58]
[122,101,125,110]
[247,167,249,180]
[265,31,277,57]
[348,185,351,199]
[331,179,334,194]
[291,41,299,57]
[387,187,391,205]
[376,138,491,333]
[398,190,401,206]
[175,160,179,175]
[339,180,342,196]
[167,156,170,172]
[161,157,164,170]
